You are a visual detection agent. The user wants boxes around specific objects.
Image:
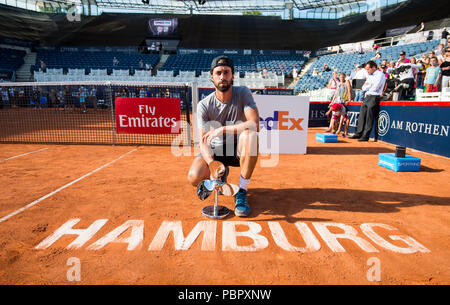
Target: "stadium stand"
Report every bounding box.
[0,47,26,80]
[293,39,441,94]
[31,49,160,81]
[254,54,307,77]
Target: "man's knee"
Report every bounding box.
[187,170,202,186]
[239,130,259,157]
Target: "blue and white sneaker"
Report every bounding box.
[234,188,250,217]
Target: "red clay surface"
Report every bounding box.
[0,127,449,284]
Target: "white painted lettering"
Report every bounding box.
[148,221,216,251]
[312,222,378,253]
[360,223,430,253]
[35,218,107,249]
[222,221,269,251]
[268,222,320,252]
[87,220,144,250]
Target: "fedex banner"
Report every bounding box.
[115,98,181,134]
[255,95,310,154]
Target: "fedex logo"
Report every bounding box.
[259,111,304,130]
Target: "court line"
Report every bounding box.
[2,148,49,161]
[0,147,138,224]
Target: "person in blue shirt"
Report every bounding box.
[424,57,442,92]
[79,87,87,113]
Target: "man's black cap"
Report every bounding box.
[210,56,234,74]
[400,51,406,56]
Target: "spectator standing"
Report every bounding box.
[416,22,425,33]
[145,62,152,71]
[113,57,119,66]
[410,57,420,86]
[1,87,9,108]
[393,58,422,100]
[353,65,368,101]
[64,85,74,112]
[440,48,450,89]
[292,66,299,80]
[416,59,426,87]
[32,87,40,109]
[49,89,59,111]
[441,28,448,46]
[326,73,352,137]
[40,59,46,72]
[396,51,410,66]
[380,65,389,79]
[424,57,441,92]
[357,43,364,54]
[387,61,396,74]
[139,87,146,98]
[327,71,340,101]
[90,86,97,112]
[423,56,431,70]
[435,44,445,64]
[79,87,87,113]
[139,59,144,70]
[312,68,319,76]
[350,61,386,142]
[262,67,268,79]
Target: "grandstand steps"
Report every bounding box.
[16,51,36,82]
[154,54,170,76]
[299,57,317,79]
[288,57,317,90]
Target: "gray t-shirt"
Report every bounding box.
[197,86,257,146]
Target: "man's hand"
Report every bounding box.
[202,127,223,146]
[208,160,226,179]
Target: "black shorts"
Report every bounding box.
[212,141,240,167]
[198,140,240,167]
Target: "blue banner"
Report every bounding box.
[197,88,294,101]
[178,48,308,56]
[0,35,36,48]
[34,46,139,53]
[347,103,450,158]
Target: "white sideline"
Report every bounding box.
[0,147,137,224]
[2,148,48,161]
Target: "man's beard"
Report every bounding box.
[214,79,233,92]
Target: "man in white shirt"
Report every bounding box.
[352,65,368,101]
[350,61,386,142]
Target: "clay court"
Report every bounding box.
[0,127,449,285]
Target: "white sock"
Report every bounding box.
[239,176,250,191]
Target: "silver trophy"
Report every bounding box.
[197,162,239,219]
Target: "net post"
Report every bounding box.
[184,83,191,145]
[108,82,116,146]
[191,81,199,146]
